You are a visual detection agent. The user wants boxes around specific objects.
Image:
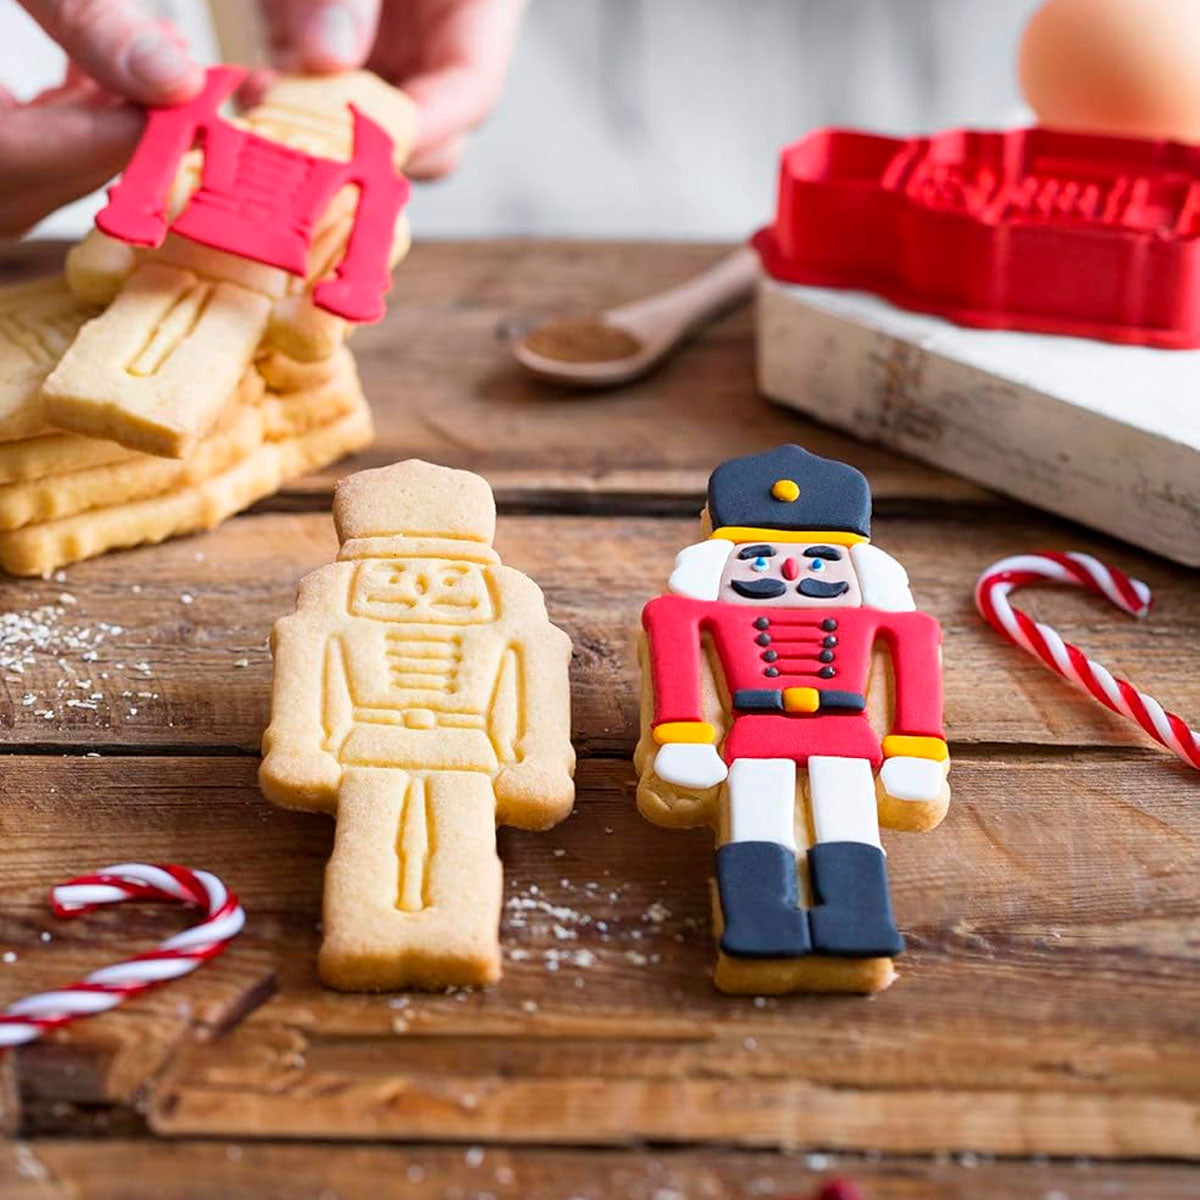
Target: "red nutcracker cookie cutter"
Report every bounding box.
[754,125,1200,348]
[97,65,410,324]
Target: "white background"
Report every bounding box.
[1,0,1041,239]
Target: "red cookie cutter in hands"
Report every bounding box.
[96,65,409,324]
[754,125,1200,348]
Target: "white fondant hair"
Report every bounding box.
[667,538,916,610]
[850,543,916,611]
[667,539,734,600]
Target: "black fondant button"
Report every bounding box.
[823,635,838,647]
[754,617,770,630]
[818,666,836,679]
[755,633,771,646]
[764,667,780,678]
[818,650,834,663]
[821,618,838,631]
[762,650,778,662]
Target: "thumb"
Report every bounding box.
[18,0,205,105]
[260,0,381,72]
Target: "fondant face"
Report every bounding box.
[718,541,863,608]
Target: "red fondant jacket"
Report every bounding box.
[642,594,944,740]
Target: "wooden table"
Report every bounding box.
[1,242,1196,1199]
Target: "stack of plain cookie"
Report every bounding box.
[0,72,415,578]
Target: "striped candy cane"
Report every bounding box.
[975,551,1199,770]
[0,864,245,1048]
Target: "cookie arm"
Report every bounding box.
[493,616,575,832]
[259,565,349,814]
[877,610,946,745]
[874,610,950,833]
[641,595,711,740]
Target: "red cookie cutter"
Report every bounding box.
[97,65,410,324]
[753,126,1200,348]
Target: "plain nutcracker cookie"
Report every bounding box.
[260,459,576,991]
[634,444,950,995]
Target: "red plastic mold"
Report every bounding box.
[753,126,1200,348]
[97,66,410,324]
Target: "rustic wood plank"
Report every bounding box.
[1,511,1195,754]
[2,752,1195,1154]
[2,1140,1196,1200]
[0,239,987,507]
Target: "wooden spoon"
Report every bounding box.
[513,245,759,388]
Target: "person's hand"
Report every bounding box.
[2,1,205,236]
[262,0,525,177]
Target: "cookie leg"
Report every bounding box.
[806,756,904,957]
[716,757,811,958]
[318,768,502,990]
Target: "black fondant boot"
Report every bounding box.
[716,841,812,958]
[807,841,905,957]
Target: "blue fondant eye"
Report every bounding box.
[811,558,825,571]
[751,557,768,572]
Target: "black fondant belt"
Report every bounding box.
[733,687,866,714]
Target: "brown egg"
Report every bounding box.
[1019,0,1200,141]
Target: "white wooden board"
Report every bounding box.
[757,279,1200,566]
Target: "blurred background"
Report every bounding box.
[3,0,1042,240]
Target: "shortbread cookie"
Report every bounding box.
[0,394,371,577]
[260,460,576,991]
[0,276,95,443]
[0,368,264,486]
[0,353,357,531]
[45,70,415,458]
[635,444,950,995]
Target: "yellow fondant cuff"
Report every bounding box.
[882,735,949,762]
[653,721,716,745]
[710,527,868,546]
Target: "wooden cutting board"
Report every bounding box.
[758,279,1200,566]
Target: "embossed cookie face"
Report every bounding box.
[718,541,863,608]
[349,558,496,624]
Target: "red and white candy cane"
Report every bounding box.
[0,864,245,1048]
[975,551,1199,770]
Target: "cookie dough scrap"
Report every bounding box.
[635,444,950,995]
[0,361,370,577]
[44,71,416,459]
[260,460,576,991]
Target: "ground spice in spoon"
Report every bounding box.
[520,317,643,364]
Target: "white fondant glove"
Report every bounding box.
[654,743,728,789]
[880,755,945,803]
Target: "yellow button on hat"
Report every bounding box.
[771,478,800,502]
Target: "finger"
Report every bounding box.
[0,101,142,193]
[17,0,205,105]
[391,0,526,153]
[404,132,465,180]
[260,0,381,72]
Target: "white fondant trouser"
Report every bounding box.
[725,756,882,851]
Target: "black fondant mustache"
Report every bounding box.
[730,578,788,599]
[797,578,849,598]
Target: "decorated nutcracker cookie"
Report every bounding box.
[43,67,415,458]
[261,460,575,990]
[635,445,949,994]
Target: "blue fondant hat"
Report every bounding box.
[707,444,871,541]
